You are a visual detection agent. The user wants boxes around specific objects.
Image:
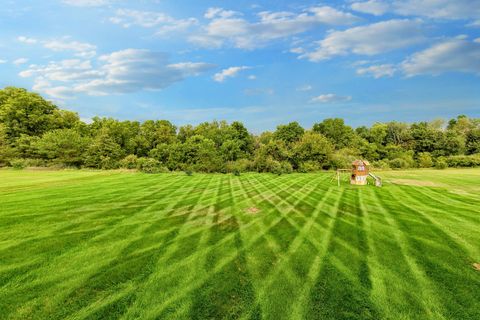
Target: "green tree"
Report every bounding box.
[35,129,90,167]
[84,131,125,169]
[273,122,304,144]
[466,128,480,155]
[292,131,334,168]
[0,124,13,166]
[0,87,60,139]
[312,118,355,149]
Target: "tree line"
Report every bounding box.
[1,87,479,173]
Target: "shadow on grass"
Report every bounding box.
[306,189,379,320]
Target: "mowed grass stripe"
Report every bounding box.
[0,169,479,319]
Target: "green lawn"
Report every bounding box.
[0,169,479,320]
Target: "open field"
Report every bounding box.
[0,169,479,320]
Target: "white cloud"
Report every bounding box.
[13,58,29,65]
[351,0,390,16]
[43,39,97,58]
[62,0,109,7]
[213,66,251,82]
[402,38,480,76]
[204,7,237,19]
[310,93,352,103]
[297,84,312,91]
[352,0,480,20]
[109,9,198,35]
[248,75,257,80]
[190,6,359,49]
[301,19,424,61]
[0,59,7,64]
[356,64,396,78]
[393,0,480,20]
[20,49,215,98]
[17,36,37,44]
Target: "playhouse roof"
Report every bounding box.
[352,160,370,166]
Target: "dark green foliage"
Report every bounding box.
[435,158,448,169]
[35,129,90,167]
[137,157,168,174]
[1,87,480,172]
[10,158,27,169]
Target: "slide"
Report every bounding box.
[369,173,382,187]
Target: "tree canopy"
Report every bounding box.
[1,87,479,173]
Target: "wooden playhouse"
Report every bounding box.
[351,160,369,185]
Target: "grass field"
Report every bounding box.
[1,169,479,320]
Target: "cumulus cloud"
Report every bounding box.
[190,6,360,49]
[356,64,396,78]
[301,19,424,61]
[351,0,390,16]
[62,0,109,7]
[351,0,480,20]
[109,9,198,35]
[17,36,38,44]
[43,39,97,58]
[13,58,29,66]
[401,38,480,76]
[310,93,352,103]
[20,49,215,98]
[213,66,251,82]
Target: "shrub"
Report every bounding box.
[226,159,253,173]
[10,159,27,170]
[417,152,433,168]
[137,157,168,174]
[435,158,448,169]
[119,154,138,169]
[232,169,241,176]
[388,158,410,169]
[185,169,193,176]
[280,161,293,174]
[297,161,321,173]
[444,154,480,167]
[372,160,390,170]
[262,158,282,175]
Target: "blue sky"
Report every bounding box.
[1,0,479,132]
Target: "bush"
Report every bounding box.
[119,154,138,169]
[297,161,321,173]
[372,160,390,170]
[185,169,193,176]
[435,158,448,169]
[444,154,480,167]
[226,159,253,173]
[388,158,410,169]
[10,159,27,170]
[417,152,433,168]
[137,157,168,174]
[232,169,241,176]
[280,161,293,174]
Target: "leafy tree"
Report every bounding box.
[466,128,480,155]
[84,131,124,169]
[35,129,90,167]
[292,131,333,168]
[313,118,355,149]
[0,87,60,139]
[273,121,304,144]
[0,124,12,166]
